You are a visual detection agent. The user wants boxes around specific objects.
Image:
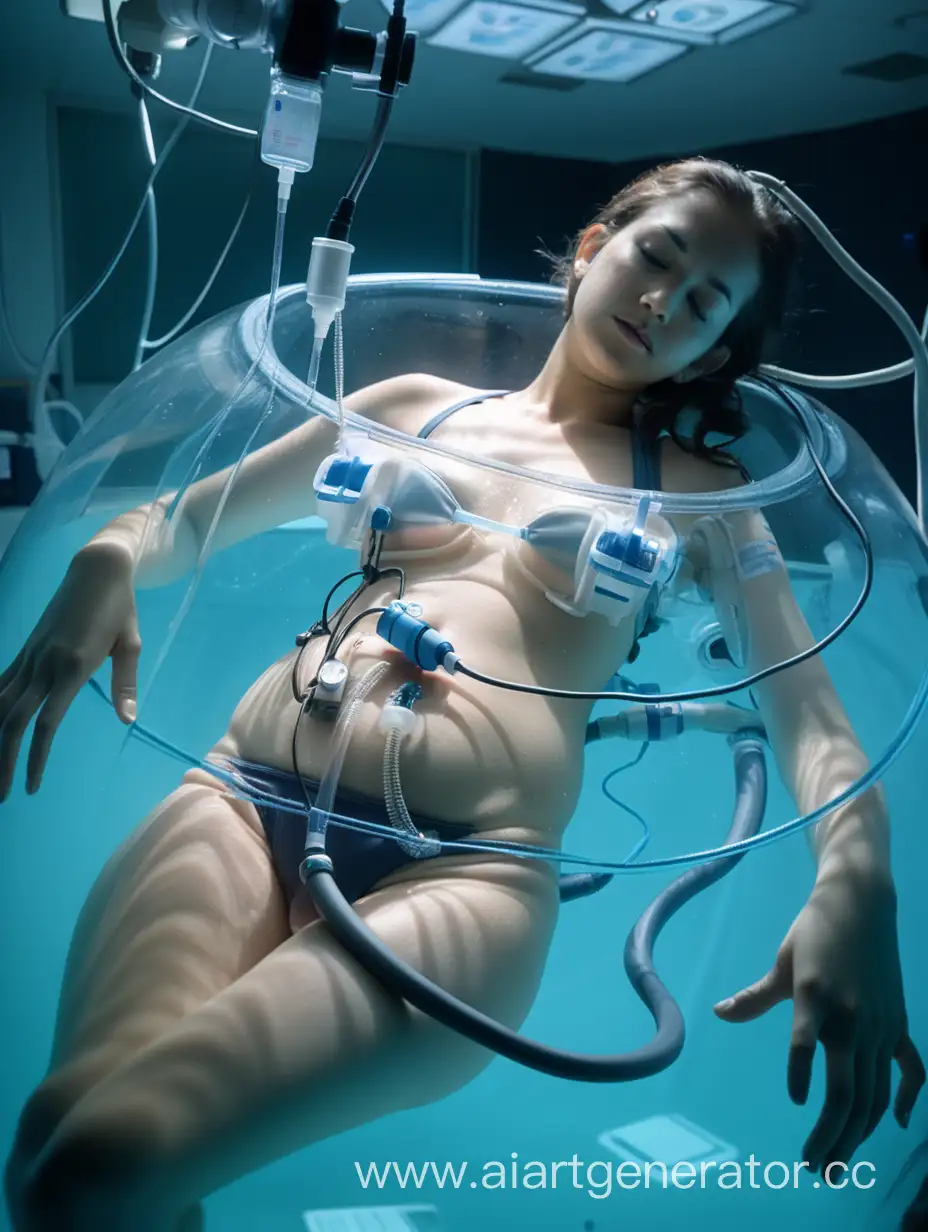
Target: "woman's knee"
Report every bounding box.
[15,1120,141,1232]
[5,1046,119,1200]
[9,1086,201,1232]
[8,1074,81,1171]
[5,1075,86,1232]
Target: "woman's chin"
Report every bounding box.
[597,347,654,389]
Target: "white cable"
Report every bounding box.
[133,97,160,372]
[28,42,215,432]
[135,198,292,710]
[104,0,256,138]
[759,300,927,388]
[141,129,289,391]
[750,170,928,534]
[142,177,253,351]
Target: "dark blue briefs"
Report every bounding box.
[210,755,477,906]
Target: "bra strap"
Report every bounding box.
[419,389,664,493]
[417,390,510,440]
[631,415,663,491]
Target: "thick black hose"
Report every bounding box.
[305,731,767,1082]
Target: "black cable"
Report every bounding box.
[346,96,394,202]
[280,378,866,1081]
[287,533,404,804]
[325,76,395,242]
[451,382,874,707]
[306,733,767,1081]
[289,529,405,702]
[291,684,328,819]
[327,605,393,653]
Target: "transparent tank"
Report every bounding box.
[1,276,927,1232]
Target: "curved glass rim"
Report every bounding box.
[238,278,847,515]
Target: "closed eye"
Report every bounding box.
[638,244,707,322]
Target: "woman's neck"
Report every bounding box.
[516,329,643,432]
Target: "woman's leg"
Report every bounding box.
[16,822,559,1232]
[4,768,290,1229]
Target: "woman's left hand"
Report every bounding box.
[713,867,925,1175]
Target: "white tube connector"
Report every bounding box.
[306,237,354,342]
[277,166,296,209]
[313,657,349,718]
[378,704,422,739]
[593,701,763,741]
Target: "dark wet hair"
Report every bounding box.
[548,157,802,468]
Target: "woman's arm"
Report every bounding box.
[706,501,925,1168]
[85,373,454,588]
[707,503,891,880]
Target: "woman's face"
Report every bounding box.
[568,190,762,390]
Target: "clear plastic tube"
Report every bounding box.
[139,202,290,709]
[306,336,324,398]
[335,310,346,451]
[247,176,928,529]
[592,701,764,740]
[133,97,159,373]
[86,668,928,878]
[77,170,928,879]
[382,728,441,856]
[28,41,214,431]
[454,510,523,538]
[312,661,392,826]
[162,201,289,525]
[243,294,837,515]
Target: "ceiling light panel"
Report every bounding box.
[527,19,688,79]
[427,0,585,59]
[625,0,800,44]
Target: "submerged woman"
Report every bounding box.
[2,158,923,1231]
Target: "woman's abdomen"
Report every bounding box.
[219,578,594,835]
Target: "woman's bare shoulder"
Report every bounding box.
[345,372,480,432]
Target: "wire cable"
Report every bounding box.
[103,0,257,138]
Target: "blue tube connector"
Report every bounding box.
[377,601,459,673]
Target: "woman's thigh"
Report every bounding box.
[27,852,560,1225]
[10,767,290,1160]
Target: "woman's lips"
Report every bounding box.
[614,318,651,352]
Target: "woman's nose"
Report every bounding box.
[641,285,678,323]
[640,292,665,323]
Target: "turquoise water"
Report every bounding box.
[1,501,927,1232]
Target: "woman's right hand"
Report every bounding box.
[0,541,142,800]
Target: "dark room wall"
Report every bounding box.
[57,107,471,386]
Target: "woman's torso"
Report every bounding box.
[213,382,718,846]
